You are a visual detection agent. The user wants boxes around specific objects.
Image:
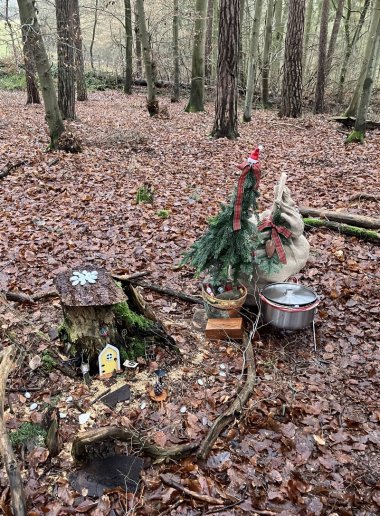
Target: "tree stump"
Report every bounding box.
[55,266,126,364]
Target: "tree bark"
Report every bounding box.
[262,0,275,108]
[135,0,159,116]
[271,0,285,93]
[73,0,87,101]
[326,0,345,79]
[56,0,76,120]
[17,0,64,149]
[243,0,263,122]
[279,0,306,118]
[21,24,40,104]
[299,207,380,230]
[211,0,241,139]
[185,0,208,112]
[314,0,330,114]
[303,218,380,242]
[5,0,19,68]
[134,5,143,78]
[171,0,180,102]
[205,0,214,84]
[124,0,133,94]
[90,0,99,70]
[302,0,313,76]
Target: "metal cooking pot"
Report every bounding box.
[259,283,319,330]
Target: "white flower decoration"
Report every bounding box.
[70,270,98,286]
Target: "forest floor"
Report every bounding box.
[0,90,379,516]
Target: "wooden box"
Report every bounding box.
[205,318,244,340]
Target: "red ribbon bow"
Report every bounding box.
[258,217,292,264]
[233,163,261,231]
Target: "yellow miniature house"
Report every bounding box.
[98,344,121,377]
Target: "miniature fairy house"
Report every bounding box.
[55,265,126,363]
[98,344,121,377]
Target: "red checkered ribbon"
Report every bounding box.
[258,217,292,264]
[233,163,261,231]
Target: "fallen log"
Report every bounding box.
[0,346,27,516]
[0,161,26,179]
[333,116,380,130]
[197,331,256,460]
[71,426,199,463]
[299,207,380,230]
[303,218,380,242]
[349,193,380,203]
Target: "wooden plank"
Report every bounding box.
[205,318,244,340]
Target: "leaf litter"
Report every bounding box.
[0,91,379,514]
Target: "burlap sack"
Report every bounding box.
[243,184,310,304]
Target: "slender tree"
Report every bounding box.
[136,0,159,115]
[326,0,345,79]
[56,0,75,120]
[279,0,306,118]
[185,0,208,113]
[134,4,143,78]
[17,0,64,148]
[271,0,285,92]
[314,0,330,114]
[212,0,240,139]
[205,0,214,84]
[171,0,180,102]
[302,0,313,76]
[243,0,263,122]
[345,0,380,119]
[73,0,87,101]
[346,3,380,143]
[262,0,275,108]
[124,0,133,94]
[21,23,40,104]
[90,0,99,70]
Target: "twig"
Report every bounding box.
[4,289,59,304]
[158,498,183,515]
[112,271,150,282]
[90,388,111,406]
[0,346,27,515]
[47,158,60,167]
[0,161,26,179]
[160,474,224,506]
[272,121,306,130]
[128,280,203,305]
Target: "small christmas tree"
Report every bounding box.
[181,147,263,286]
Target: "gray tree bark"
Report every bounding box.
[205,0,214,84]
[73,0,87,101]
[326,0,345,79]
[171,0,180,102]
[136,0,159,115]
[279,0,306,118]
[17,0,64,148]
[211,0,240,139]
[262,0,275,108]
[21,23,40,104]
[185,0,208,113]
[271,0,285,92]
[90,0,99,70]
[243,0,263,122]
[134,5,143,78]
[56,0,75,120]
[302,0,313,76]
[124,0,133,94]
[314,0,330,114]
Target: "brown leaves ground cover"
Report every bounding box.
[0,90,379,515]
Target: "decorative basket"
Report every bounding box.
[202,283,247,318]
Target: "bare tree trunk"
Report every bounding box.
[185,0,208,113]
[314,0,329,113]
[21,24,40,104]
[279,0,306,118]
[73,0,87,101]
[5,0,19,68]
[346,2,380,143]
[124,0,133,94]
[171,0,180,102]
[135,0,159,116]
[210,0,219,85]
[262,0,275,108]
[338,0,371,103]
[134,5,143,78]
[238,0,246,91]
[17,0,64,149]
[56,0,75,120]
[243,0,263,122]
[90,0,99,70]
[302,0,313,76]
[205,0,214,84]
[326,0,345,79]
[211,0,240,139]
[271,0,285,93]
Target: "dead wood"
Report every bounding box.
[197,331,256,460]
[303,218,380,242]
[128,280,203,305]
[333,116,380,130]
[160,473,224,505]
[349,192,380,202]
[71,426,199,463]
[299,207,380,230]
[0,161,26,179]
[5,289,58,304]
[0,346,27,515]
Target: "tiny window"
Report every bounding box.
[106,353,113,361]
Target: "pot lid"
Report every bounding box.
[261,283,317,307]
